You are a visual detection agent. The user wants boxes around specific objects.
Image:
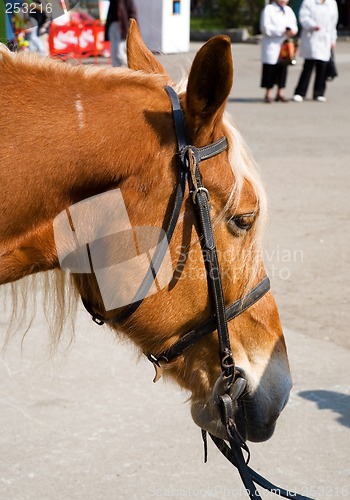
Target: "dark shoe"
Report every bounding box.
[264,96,272,103]
[275,95,288,102]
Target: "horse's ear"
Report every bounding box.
[186,36,233,137]
[127,19,168,75]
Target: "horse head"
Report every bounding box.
[86,21,291,443]
[0,23,292,444]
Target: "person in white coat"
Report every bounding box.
[293,0,338,102]
[260,0,298,103]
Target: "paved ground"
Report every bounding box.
[1,41,349,499]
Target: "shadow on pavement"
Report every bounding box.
[229,97,264,103]
[299,390,350,429]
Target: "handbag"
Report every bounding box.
[326,50,338,81]
[278,38,296,65]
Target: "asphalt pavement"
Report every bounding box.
[1,40,349,500]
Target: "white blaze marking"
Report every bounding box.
[75,96,85,129]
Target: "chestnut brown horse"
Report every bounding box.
[0,22,292,444]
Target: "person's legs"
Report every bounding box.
[313,60,328,99]
[116,39,127,66]
[27,23,46,55]
[294,59,314,98]
[261,64,276,102]
[108,21,126,67]
[275,63,288,101]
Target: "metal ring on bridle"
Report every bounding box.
[221,348,235,382]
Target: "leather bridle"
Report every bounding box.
[82,86,313,500]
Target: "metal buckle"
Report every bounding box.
[147,353,164,383]
[92,316,105,326]
[191,186,210,204]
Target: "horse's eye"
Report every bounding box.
[228,213,256,235]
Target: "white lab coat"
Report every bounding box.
[260,2,298,64]
[298,0,338,61]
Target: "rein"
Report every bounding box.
[82,86,313,500]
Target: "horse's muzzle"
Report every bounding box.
[191,368,291,443]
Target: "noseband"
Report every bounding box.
[82,86,313,500]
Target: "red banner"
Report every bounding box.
[49,21,110,61]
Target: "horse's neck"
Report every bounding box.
[1,73,157,240]
[0,61,168,284]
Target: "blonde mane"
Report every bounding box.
[222,116,267,290]
[1,270,78,348]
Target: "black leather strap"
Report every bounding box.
[188,156,234,378]
[83,86,267,375]
[206,394,314,500]
[220,394,261,499]
[79,85,311,500]
[81,296,106,326]
[84,86,229,327]
[165,85,188,152]
[167,91,235,380]
[209,431,314,500]
[164,86,228,163]
[105,86,189,325]
[196,137,228,160]
[110,153,187,325]
[179,137,228,165]
[151,276,270,363]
